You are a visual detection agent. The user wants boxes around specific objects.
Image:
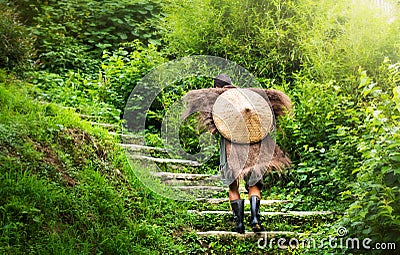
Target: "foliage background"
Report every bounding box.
[0,0,399,254]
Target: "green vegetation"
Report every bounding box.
[1,0,399,254]
[0,72,179,254]
[0,3,34,70]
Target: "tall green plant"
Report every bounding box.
[341,60,400,247]
[298,0,400,81]
[163,0,305,81]
[100,41,166,112]
[0,3,35,69]
[272,73,363,205]
[9,0,164,74]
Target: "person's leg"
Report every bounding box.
[248,185,261,200]
[248,184,263,232]
[229,179,240,201]
[229,179,245,233]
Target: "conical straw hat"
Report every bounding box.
[212,88,273,144]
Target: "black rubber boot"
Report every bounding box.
[249,195,263,232]
[230,199,245,234]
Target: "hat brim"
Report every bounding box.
[212,88,273,144]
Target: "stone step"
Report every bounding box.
[174,186,247,193]
[152,172,219,181]
[196,198,290,205]
[119,143,168,153]
[174,186,226,191]
[108,132,144,138]
[109,132,144,143]
[153,172,221,186]
[195,230,296,238]
[162,179,222,186]
[90,122,120,129]
[187,210,334,216]
[128,154,202,166]
[79,114,105,120]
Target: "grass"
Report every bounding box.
[0,72,193,254]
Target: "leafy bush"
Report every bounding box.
[29,70,121,121]
[297,0,400,81]
[0,3,35,69]
[100,41,166,112]
[163,0,400,83]
[341,60,400,246]
[275,60,400,250]
[28,41,165,121]
[9,0,164,74]
[268,74,361,208]
[163,0,305,81]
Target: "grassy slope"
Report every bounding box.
[0,72,195,254]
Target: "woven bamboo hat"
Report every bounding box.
[212,88,273,144]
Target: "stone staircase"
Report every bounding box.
[88,118,340,241]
